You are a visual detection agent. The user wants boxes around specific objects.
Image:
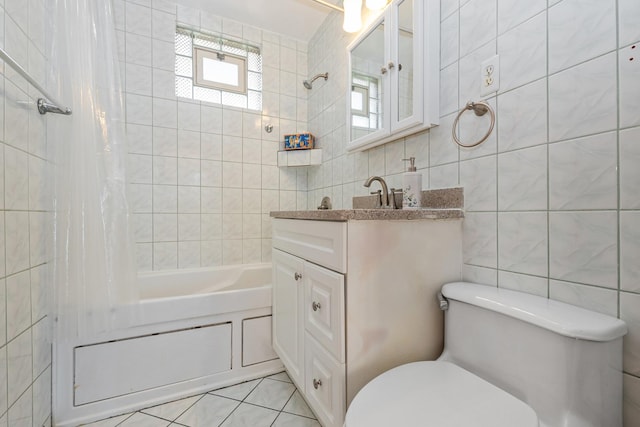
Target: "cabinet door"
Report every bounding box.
[272,249,305,388]
[390,0,424,132]
[347,13,390,148]
[304,262,345,363]
[305,334,346,427]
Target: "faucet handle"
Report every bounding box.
[389,188,402,210]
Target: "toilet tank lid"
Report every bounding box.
[442,282,627,342]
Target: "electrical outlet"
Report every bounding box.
[480,55,500,96]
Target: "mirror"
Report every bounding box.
[396,0,414,122]
[350,22,385,142]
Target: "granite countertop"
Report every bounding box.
[270,187,464,221]
[269,208,464,221]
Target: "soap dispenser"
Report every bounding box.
[402,157,422,209]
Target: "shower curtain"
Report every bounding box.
[48,0,138,339]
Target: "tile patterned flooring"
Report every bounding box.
[82,372,321,427]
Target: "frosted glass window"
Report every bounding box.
[203,57,238,85]
[194,47,246,93]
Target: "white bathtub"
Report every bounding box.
[54,263,283,427]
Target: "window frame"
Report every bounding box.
[351,83,370,117]
[193,46,248,94]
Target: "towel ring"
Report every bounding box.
[452,101,495,148]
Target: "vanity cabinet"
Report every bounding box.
[347,0,440,152]
[272,216,462,427]
[272,219,347,427]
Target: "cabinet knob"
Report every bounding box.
[380,66,387,75]
[294,272,302,281]
[388,61,395,69]
[313,378,322,389]
[312,301,322,311]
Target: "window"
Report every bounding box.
[351,73,380,129]
[175,26,262,110]
[351,83,370,117]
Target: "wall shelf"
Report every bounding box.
[277,149,322,167]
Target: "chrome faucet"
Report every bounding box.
[363,176,390,208]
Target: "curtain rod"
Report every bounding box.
[310,0,344,13]
[0,47,72,115]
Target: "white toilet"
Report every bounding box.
[345,282,628,427]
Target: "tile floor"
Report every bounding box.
[81,372,321,427]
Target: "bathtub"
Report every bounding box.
[53,263,283,427]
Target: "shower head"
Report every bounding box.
[303,72,329,89]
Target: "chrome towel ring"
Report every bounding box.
[452,101,495,148]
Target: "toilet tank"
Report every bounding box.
[440,282,627,427]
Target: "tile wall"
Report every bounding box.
[307,0,640,424]
[118,0,309,271]
[0,0,52,426]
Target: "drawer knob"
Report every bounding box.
[294,272,303,281]
[313,378,322,389]
[312,301,322,311]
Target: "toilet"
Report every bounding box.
[345,282,628,427]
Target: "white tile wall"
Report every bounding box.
[122,0,309,270]
[307,0,640,421]
[0,1,52,425]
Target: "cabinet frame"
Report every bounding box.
[346,0,440,152]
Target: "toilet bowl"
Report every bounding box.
[345,282,627,427]
[345,361,537,427]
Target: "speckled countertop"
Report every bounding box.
[270,187,464,221]
[269,208,463,221]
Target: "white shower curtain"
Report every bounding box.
[48,0,138,339]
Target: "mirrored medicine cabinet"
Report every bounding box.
[346,0,440,152]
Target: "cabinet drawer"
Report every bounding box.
[305,334,345,427]
[272,219,347,273]
[305,262,345,363]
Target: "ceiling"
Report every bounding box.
[176,0,337,42]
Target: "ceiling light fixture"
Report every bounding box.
[342,0,363,33]
[308,0,366,34]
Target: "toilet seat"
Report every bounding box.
[345,361,538,427]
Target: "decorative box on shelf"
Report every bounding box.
[277,149,322,167]
[284,133,314,150]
